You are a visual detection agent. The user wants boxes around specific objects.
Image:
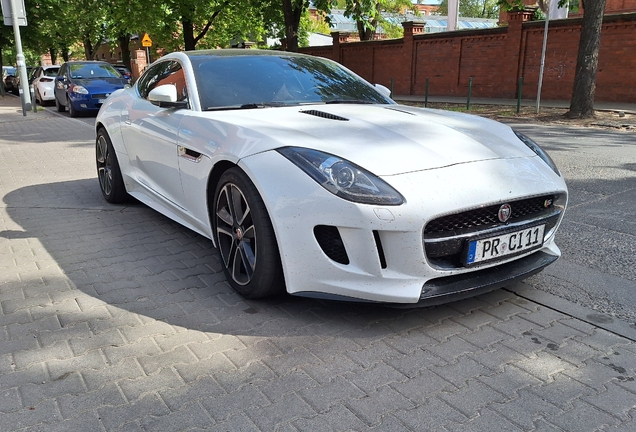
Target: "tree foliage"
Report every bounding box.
[437,0,500,19]
[339,0,418,41]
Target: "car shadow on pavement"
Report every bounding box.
[3,178,468,340]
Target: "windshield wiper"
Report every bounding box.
[325,99,374,105]
[204,102,293,111]
[203,104,260,111]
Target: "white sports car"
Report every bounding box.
[95,49,567,305]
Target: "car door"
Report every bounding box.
[120,60,189,212]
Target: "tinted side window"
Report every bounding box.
[137,61,187,103]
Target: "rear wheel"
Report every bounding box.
[213,168,284,298]
[96,129,127,203]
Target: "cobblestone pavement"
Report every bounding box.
[2,97,636,431]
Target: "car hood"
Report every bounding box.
[73,78,127,91]
[195,104,535,176]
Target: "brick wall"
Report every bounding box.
[300,11,636,103]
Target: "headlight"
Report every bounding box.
[70,84,88,95]
[277,147,404,205]
[514,131,561,176]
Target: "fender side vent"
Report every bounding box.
[300,110,349,121]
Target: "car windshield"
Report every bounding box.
[190,54,392,110]
[44,67,60,77]
[70,63,120,79]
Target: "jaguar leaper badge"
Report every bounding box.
[498,204,512,223]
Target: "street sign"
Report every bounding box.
[142,34,152,47]
[1,0,27,26]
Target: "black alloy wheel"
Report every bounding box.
[96,129,127,203]
[213,168,284,298]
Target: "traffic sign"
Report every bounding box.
[142,34,152,47]
[2,0,27,26]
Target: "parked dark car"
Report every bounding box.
[54,61,129,117]
[113,65,132,82]
[3,66,32,95]
[3,66,16,93]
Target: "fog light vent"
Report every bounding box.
[314,225,349,265]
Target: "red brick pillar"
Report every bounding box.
[505,9,534,97]
[131,50,147,81]
[402,21,425,95]
[331,31,351,63]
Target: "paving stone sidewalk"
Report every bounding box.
[1,96,636,431]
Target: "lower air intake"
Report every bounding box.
[314,225,349,265]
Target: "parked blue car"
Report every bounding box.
[54,61,129,117]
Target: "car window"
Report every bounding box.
[137,60,188,103]
[44,67,60,77]
[190,55,391,109]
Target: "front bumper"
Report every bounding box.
[240,150,567,304]
[69,93,107,111]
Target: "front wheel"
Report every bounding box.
[213,168,284,298]
[68,97,78,117]
[55,94,65,112]
[96,129,127,203]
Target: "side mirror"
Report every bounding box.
[374,84,392,99]
[148,84,188,108]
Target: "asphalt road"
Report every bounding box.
[38,102,636,323]
[510,123,636,323]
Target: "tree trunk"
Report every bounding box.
[182,18,196,50]
[282,0,303,52]
[566,0,607,119]
[61,43,69,62]
[118,34,131,70]
[48,47,57,65]
[357,21,375,41]
[84,36,94,60]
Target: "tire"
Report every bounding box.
[55,94,65,112]
[96,128,127,203]
[68,97,78,117]
[213,167,285,298]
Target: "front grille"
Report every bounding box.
[423,194,563,269]
[425,195,555,235]
[314,225,349,265]
[92,93,108,99]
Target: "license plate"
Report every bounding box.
[97,99,105,104]
[465,224,545,265]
